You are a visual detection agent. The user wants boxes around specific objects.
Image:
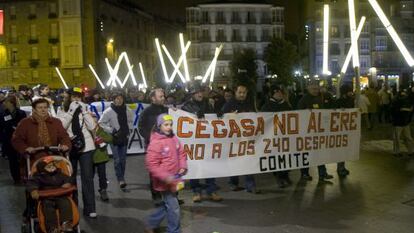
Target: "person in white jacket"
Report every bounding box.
[98,92,134,189]
[57,87,97,218]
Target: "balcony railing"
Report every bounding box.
[49,58,60,67]
[29,59,40,68]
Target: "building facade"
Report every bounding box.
[186,3,285,88]
[0,0,181,89]
[308,0,414,87]
[0,0,98,89]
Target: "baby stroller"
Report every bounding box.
[22,147,82,233]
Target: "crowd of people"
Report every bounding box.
[0,79,414,233]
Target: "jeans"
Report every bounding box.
[393,125,414,154]
[42,197,72,232]
[146,192,180,233]
[70,150,96,215]
[229,175,256,191]
[190,178,217,195]
[301,165,328,178]
[94,162,108,191]
[110,144,127,182]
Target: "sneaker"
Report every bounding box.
[192,193,202,203]
[119,181,127,189]
[246,188,261,194]
[319,174,334,180]
[337,169,350,177]
[300,174,313,181]
[88,212,97,218]
[230,185,244,191]
[99,189,109,202]
[208,193,223,202]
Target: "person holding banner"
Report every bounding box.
[57,87,98,218]
[222,84,260,194]
[297,80,334,182]
[261,84,293,188]
[99,92,134,190]
[139,88,168,203]
[182,83,223,202]
[145,113,187,233]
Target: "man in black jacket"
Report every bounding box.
[138,88,168,204]
[391,89,414,157]
[182,83,223,202]
[297,80,334,182]
[261,84,292,188]
[222,84,259,193]
[138,88,168,146]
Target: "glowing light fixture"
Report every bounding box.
[341,16,366,74]
[202,44,223,83]
[54,67,68,89]
[368,0,414,67]
[138,62,148,89]
[179,33,191,82]
[88,64,106,89]
[322,4,330,75]
[155,38,169,82]
[348,0,360,68]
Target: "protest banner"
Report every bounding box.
[169,109,361,179]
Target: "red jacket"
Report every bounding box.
[12,116,71,163]
[145,132,187,192]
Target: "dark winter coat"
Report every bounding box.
[222,98,255,113]
[391,95,412,127]
[181,98,214,118]
[26,168,71,192]
[138,104,168,145]
[297,94,325,110]
[261,98,292,112]
[0,108,27,149]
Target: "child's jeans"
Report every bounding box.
[146,191,180,233]
[42,197,73,232]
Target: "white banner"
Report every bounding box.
[169,109,361,179]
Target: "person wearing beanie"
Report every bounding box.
[145,113,187,233]
[261,84,293,188]
[181,83,223,203]
[99,92,134,190]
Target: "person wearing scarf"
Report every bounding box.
[12,98,71,174]
[99,92,134,189]
[57,87,98,218]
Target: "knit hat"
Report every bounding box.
[157,114,173,127]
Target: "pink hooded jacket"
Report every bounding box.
[145,132,187,192]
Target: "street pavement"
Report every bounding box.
[1,123,414,233]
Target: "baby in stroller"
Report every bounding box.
[27,156,75,233]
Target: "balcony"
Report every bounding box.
[28,14,37,20]
[49,58,60,67]
[48,13,58,19]
[28,38,39,44]
[216,17,226,24]
[246,36,257,42]
[231,36,243,42]
[29,59,40,68]
[49,38,59,44]
[231,18,242,24]
[216,36,227,42]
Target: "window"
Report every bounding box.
[29,4,36,18]
[202,11,209,23]
[30,24,37,40]
[262,29,270,41]
[361,58,368,68]
[63,45,81,65]
[50,23,58,38]
[49,3,57,17]
[247,29,256,41]
[360,40,369,50]
[61,0,80,16]
[31,47,38,59]
[232,12,240,23]
[10,25,17,43]
[247,11,255,23]
[202,29,209,41]
[329,43,340,55]
[32,70,39,80]
[216,11,224,24]
[10,6,16,19]
[376,37,387,51]
[51,46,59,58]
[330,26,339,37]
[216,29,225,42]
[11,48,18,65]
[232,29,241,41]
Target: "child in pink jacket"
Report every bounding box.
[145,114,187,233]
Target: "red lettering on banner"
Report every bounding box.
[177,117,193,138]
[195,120,209,138]
[212,120,227,138]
